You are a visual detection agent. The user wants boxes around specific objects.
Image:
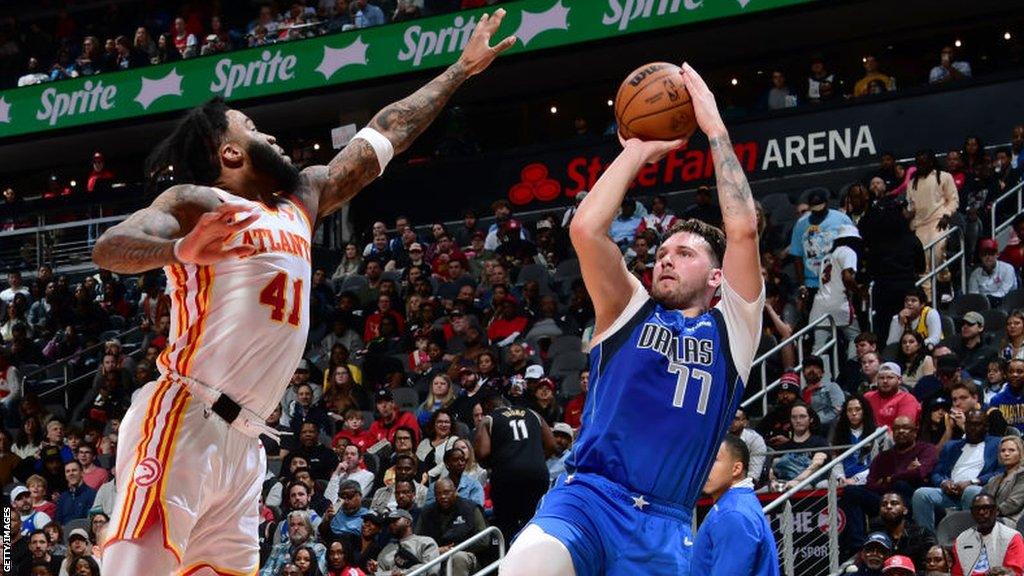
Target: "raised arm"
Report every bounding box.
[681,64,762,302]
[306,9,516,220]
[92,184,257,274]
[570,139,681,337]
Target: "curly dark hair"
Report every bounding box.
[145,97,230,190]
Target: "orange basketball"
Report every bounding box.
[614,62,696,141]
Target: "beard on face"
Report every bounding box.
[651,274,707,311]
[246,138,301,193]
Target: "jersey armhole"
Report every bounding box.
[284,194,315,232]
[589,282,651,349]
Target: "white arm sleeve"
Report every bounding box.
[715,278,765,384]
[352,127,395,176]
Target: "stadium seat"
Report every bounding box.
[339,275,368,295]
[108,315,127,330]
[760,193,796,226]
[392,387,419,412]
[516,263,553,295]
[939,315,955,341]
[951,293,990,318]
[981,309,1008,335]
[381,270,403,284]
[558,370,581,400]
[549,335,584,359]
[935,510,976,548]
[1001,288,1024,313]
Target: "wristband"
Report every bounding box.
[352,127,394,176]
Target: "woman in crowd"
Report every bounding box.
[771,403,828,490]
[156,33,181,63]
[13,415,42,459]
[323,365,370,416]
[88,512,109,544]
[0,347,22,424]
[325,538,366,576]
[896,331,934,389]
[417,409,456,479]
[924,544,953,576]
[504,341,532,378]
[1002,309,1024,360]
[332,242,364,284]
[293,544,325,576]
[919,397,952,446]
[530,378,562,426]
[983,435,1024,527]
[72,556,102,576]
[417,374,457,426]
[42,521,66,557]
[830,396,885,486]
[475,349,504,391]
[985,358,1009,403]
[1,294,31,341]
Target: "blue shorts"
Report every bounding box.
[528,472,694,576]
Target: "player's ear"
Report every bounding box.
[220,141,245,169]
[707,267,723,290]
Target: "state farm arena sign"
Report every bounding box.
[367,77,1022,221]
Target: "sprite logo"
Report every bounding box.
[210,49,298,98]
[36,80,117,126]
[602,0,705,31]
[398,14,478,67]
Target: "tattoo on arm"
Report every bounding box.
[708,134,756,222]
[317,62,470,218]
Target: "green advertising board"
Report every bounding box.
[0,0,816,139]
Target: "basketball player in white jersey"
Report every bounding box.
[91,11,515,575]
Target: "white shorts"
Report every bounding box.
[102,377,265,574]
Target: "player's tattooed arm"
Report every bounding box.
[708,133,756,222]
[310,9,516,219]
[92,185,251,274]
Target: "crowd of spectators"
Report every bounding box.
[2,115,1024,574]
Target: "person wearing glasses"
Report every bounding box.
[951,492,1024,575]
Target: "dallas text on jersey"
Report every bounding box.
[636,323,715,366]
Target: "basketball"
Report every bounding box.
[615,62,696,141]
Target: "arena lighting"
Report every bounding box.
[730,78,738,86]
[70,180,77,187]
[606,99,613,107]
[1006,31,1013,41]
[313,143,321,150]
[954,39,962,47]
[167,165,174,172]
[550,106,558,114]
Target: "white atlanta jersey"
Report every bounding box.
[157,188,312,419]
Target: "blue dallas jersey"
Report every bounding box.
[567,279,763,508]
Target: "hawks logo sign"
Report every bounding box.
[134,457,163,487]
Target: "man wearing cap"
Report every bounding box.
[801,355,845,429]
[854,532,895,576]
[952,312,997,382]
[530,377,562,427]
[692,436,779,576]
[809,223,863,358]
[970,238,1018,307]
[756,371,803,447]
[371,509,440,576]
[841,416,937,555]
[913,409,1002,531]
[323,479,370,541]
[415,478,488,576]
[992,359,1024,433]
[58,528,97,575]
[886,287,943,347]
[11,485,51,536]
[369,388,421,445]
[952,492,1024,576]
[788,187,854,291]
[882,555,917,576]
[547,423,574,485]
[865,363,923,430]
[86,151,114,193]
[914,352,967,406]
[729,408,768,482]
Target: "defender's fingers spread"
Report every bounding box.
[228,213,260,229]
[494,35,517,54]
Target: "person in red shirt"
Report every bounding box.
[363,293,405,342]
[562,369,588,430]
[865,362,922,431]
[86,152,114,193]
[332,409,378,453]
[368,389,421,444]
[487,296,529,343]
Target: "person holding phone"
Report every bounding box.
[929,46,972,84]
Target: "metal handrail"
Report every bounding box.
[991,180,1024,240]
[742,314,837,414]
[763,426,889,514]
[22,324,144,382]
[915,225,966,299]
[406,525,506,576]
[0,214,128,237]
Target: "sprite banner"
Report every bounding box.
[0,0,816,139]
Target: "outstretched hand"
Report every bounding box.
[458,8,517,76]
[175,201,259,265]
[618,132,685,165]
[680,62,727,139]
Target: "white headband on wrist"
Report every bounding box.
[352,127,394,176]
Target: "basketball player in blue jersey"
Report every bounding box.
[500,63,765,576]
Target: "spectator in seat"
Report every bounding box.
[840,416,938,555]
[925,545,954,576]
[990,359,1024,433]
[896,331,937,390]
[875,492,937,571]
[764,68,798,110]
[325,538,364,576]
[609,196,643,249]
[281,361,324,424]
[370,389,421,445]
[914,352,965,407]
[371,509,439,576]
[172,17,197,58]
[832,396,885,486]
[729,408,767,483]
[887,288,943,348]
[1001,311,1024,361]
[55,461,96,523]
[854,54,895,97]
[417,409,456,479]
[333,409,376,454]
[351,0,386,28]
[323,480,370,541]
[371,453,428,511]
[854,532,895,576]
[680,186,722,230]
[75,445,107,491]
[636,194,678,238]
[415,478,488,576]
[801,355,844,429]
[289,383,333,437]
[424,448,483,507]
[261,510,328,576]
[788,188,854,291]
[951,493,1024,576]
[546,422,574,485]
[983,435,1024,528]
[770,404,828,490]
[865,362,922,430]
[326,444,375,499]
[18,529,63,576]
[984,359,1009,404]
[929,46,972,84]
[970,239,1018,308]
[12,485,51,536]
[858,351,883,394]
[907,150,960,301]
[806,54,838,104]
[331,242,364,284]
[562,369,588,430]
[757,372,802,447]
[882,555,917,576]
[487,296,529,344]
[288,422,339,481]
[912,409,1002,531]
[952,312,998,382]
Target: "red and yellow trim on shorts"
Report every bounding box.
[158,264,190,372]
[103,378,191,562]
[179,562,258,576]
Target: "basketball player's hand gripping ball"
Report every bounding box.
[174,201,259,265]
[456,8,517,76]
